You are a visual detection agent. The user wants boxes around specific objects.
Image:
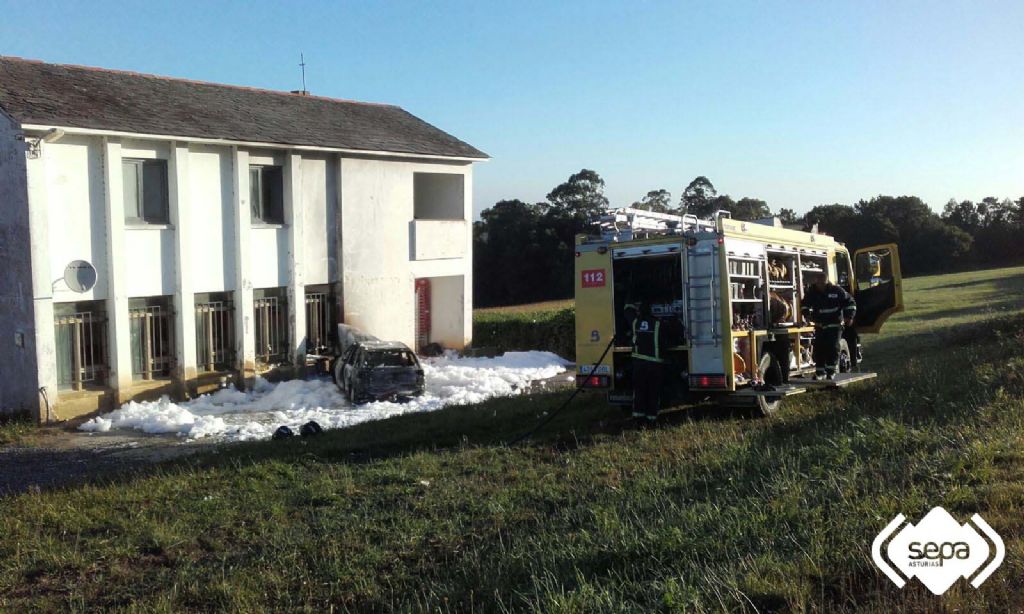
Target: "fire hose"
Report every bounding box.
[507,336,617,446]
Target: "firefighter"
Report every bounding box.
[630,302,669,426]
[801,271,856,380]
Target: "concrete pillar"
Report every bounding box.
[101,138,133,404]
[169,142,197,396]
[25,147,57,422]
[332,155,344,324]
[462,167,474,347]
[285,152,306,375]
[231,147,256,388]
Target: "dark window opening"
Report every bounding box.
[123,159,169,224]
[362,350,417,368]
[250,165,284,224]
[413,172,464,220]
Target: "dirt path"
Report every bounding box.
[0,428,212,496]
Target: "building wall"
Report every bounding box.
[19,130,474,419]
[121,140,175,298]
[188,144,236,293]
[301,155,338,286]
[339,157,473,350]
[46,135,109,303]
[0,112,39,414]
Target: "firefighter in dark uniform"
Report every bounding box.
[629,302,670,425]
[801,271,857,380]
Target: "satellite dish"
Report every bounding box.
[64,260,97,293]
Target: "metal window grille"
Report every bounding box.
[254,291,289,365]
[129,301,175,380]
[55,308,108,390]
[305,290,334,354]
[196,298,235,373]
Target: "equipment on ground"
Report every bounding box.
[574,208,904,415]
[300,421,324,437]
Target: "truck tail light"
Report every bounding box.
[689,374,726,389]
[577,375,610,388]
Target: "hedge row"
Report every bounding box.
[472,307,575,361]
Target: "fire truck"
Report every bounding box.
[574,208,903,415]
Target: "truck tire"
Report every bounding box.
[755,394,782,417]
[717,393,782,417]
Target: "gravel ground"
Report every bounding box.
[0,371,577,497]
[0,429,212,496]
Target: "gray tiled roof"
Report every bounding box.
[0,57,487,159]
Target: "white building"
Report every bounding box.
[0,57,487,421]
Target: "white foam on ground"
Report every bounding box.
[79,351,570,442]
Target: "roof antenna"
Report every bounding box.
[293,53,309,96]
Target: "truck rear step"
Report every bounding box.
[728,385,807,399]
[789,372,878,388]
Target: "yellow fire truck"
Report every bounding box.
[574,208,903,415]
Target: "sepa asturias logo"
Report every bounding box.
[872,507,1004,595]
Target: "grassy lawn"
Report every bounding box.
[475,299,574,315]
[0,414,40,447]
[3,266,1024,612]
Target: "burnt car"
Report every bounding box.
[332,340,425,403]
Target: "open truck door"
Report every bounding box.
[852,244,903,333]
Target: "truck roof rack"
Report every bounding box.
[595,207,718,242]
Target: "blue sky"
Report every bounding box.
[2,1,1021,216]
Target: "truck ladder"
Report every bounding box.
[685,245,721,347]
[598,207,717,242]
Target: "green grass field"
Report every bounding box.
[0,414,36,447]
[2,266,1024,612]
[475,299,574,315]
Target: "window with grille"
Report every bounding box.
[254,287,289,365]
[54,301,109,391]
[128,296,176,380]
[249,165,284,225]
[195,293,235,373]
[304,285,335,355]
[123,158,169,224]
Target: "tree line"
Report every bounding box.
[473,169,1024,307]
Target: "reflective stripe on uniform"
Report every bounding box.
[654,320,660,358]
[632,318,664,362]
[631,353,666,363]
